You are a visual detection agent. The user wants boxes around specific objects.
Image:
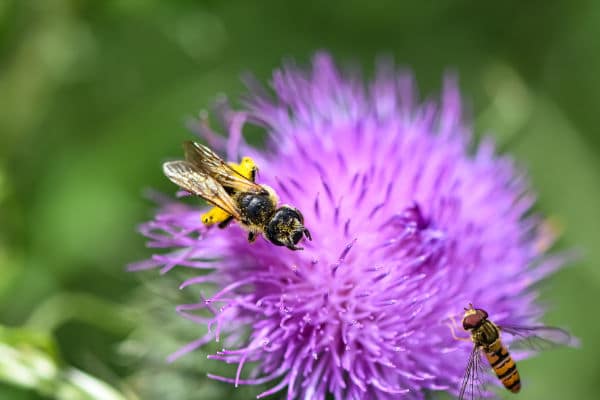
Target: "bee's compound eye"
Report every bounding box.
[292,207,304,224]
[292,230,303,244]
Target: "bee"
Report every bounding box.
[162,141,311,250]
[454,304,572,399]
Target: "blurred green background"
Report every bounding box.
[1,1,598,399]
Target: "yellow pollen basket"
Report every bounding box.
[201,156,258,226]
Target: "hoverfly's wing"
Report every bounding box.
[459,346,495,400]
[500,325,575,352]
[163,160,243,221]
[183,141,265,194]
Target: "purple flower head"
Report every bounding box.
[131,53,566,399]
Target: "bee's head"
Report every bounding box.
[461,304,488,331]
[265,206,312,250]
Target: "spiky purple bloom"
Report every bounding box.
[131,53,565,399]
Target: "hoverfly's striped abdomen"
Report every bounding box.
[484,340,521,393]
[460,305,570,398]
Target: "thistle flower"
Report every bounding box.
[130,53,566,399]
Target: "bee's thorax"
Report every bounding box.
[236,192,276,226]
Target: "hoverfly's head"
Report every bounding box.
[461,303,489,331]
[265,206,312,251]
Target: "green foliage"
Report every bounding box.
[0,325,133,400]
[1,1,598,399]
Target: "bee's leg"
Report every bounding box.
[218,216,234,229]
[228,157,259,182]
[287,244,304,251]
[201,207,231,226]
[247,231,257,243]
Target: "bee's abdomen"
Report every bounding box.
[485,341,521,393]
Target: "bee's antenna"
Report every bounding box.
[304,228,312,241]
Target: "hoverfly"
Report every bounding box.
[162,141,311,250]
[455,304,573,399]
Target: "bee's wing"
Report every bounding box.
[458,346,490,400]
[500,325,575,352]
[183,141,265,193]
[163,160,243,221]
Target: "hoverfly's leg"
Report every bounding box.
[446,315,471,342]
[247,231,257,243]
[228,156,259,182]
[218,216,234,229]
[201,206,231,226]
